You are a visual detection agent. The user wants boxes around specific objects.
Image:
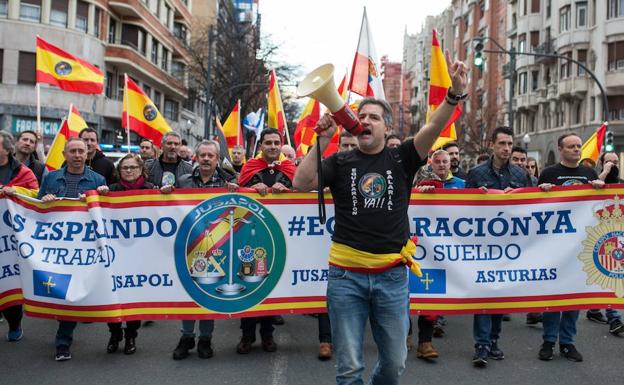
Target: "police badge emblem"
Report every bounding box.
[578,196,624,297]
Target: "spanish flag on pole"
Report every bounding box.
[268,69,290,145]
[45,105,87,171]
[428,29,462,150]
[349,7,385,99]
[222,100,243,151]
[581,122,608,162]
[122,74,172,146]
[36,37,104,94]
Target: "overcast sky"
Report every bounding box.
[259,0,453,89]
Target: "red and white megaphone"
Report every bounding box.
[296,64,363,136]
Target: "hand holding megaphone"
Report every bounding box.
[297,64,364,136]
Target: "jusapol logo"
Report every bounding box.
[174,194,286,313]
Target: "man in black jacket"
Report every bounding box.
[14,130,47,185]
[79,128,117,185]
[145,131,193,187]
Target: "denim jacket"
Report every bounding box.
[466,157,532,189]
[37,167,106,199]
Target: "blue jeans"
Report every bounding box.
[473,314,503,346]
[181,320,214,338]
[55,321,77,347]
[543,311,579,344]
[327,265,409,385]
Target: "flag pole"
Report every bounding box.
[124,74,131,154]
[36,83,42,134]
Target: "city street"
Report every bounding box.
[2,312,622,384]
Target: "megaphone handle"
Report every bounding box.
[316,139,326,225]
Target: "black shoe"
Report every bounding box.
[197,337,214,359]
[502,314,511,322]
[472,344,489,367]
[586,311,608,324]
[55,345,71,361]
[142,320,155,327]
[488,339,504,360]
[124,337,136,355]
[538,341,554,361]
[526,313,543,325]
[560,344,583,362]
[432,322,445,338]
[236,336,255,354]
[272,315,285,325]
[107,332,123,353]
[609,319,624,335]
[261,336,278,352]
[172,336,195,360]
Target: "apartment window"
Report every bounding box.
[530,31,540,51]
[171,61,185,80]
[519,72,528,94]
[161,47,169,71]
[531,0,540,13]
[546,0,551,18]
[164,99,178,120]
[608,96,624,121]
[76,1,89,32]
[50,0,68,27]
[105,71,114,98]
[523,0,527,15]
[519,34,526,52]
[577,49,587,76]
[173,22,187,43]
[143,84,151,98]
[607,41,624,71]
[560,6,571,32]
[545,67,551,85]
[590,96,595,120]
[576,1,587,27]
[151,40,159,64]
[108,18,117,43]
[560,52,572,78]
[138,29,146,55]
[0,49,3,83]
[153,91,161,109]
[531,70,539,90]
[607,0,624,19]
[20,0,41,22]
[122,24,142,51]
[92,7,100,37]
[0,0,9,18]
[165,4,172,26]
[18,52,36,85]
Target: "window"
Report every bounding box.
[173,22,187,43]
[532,70,539,90]
[545,67,551,85]
[143,84,151,98]
[519,34,526,52]
[108,18,117,43]
[546,0,552,18]
[121,24,139,50]
[164,99,178,120]
[523,0,527,15]
[590,96,595,120]
[607,96,624,121]
[75,1,89,32]
[18,52,36,85]
[0,0,8,18]
[576,1,587,27]
[50,0,68,27]
[153,91,161,109]
[530,31,540,51]
[0,49,3,83]
[577,49,587,76]
[161,47,169,71]
[560,52,571,78]
[607,0,624,18]
[20,0,41,22]
[92,7,100,37]
[560,6,570,32]
[138,29,146,56]
[531,0,540,13]
[105,71,114,98]
[519,72,528,94]
[607,41,624,71]
[171,61,185,80]
[151,40,159,64]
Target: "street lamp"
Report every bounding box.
[523,133,531,150]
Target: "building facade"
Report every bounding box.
[0,0,203,148]
[380,55,408,137]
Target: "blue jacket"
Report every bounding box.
[444,175,465,189]
[466,157,532,189]
[37,167,106,199]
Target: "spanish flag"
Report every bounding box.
[428,30,462,150]
[45,105,87,171]
[222,100,243,151]
[348,7,385,99]
[581,122,608,162]
[268,69,290,145]
[122,74,172,146]
[36,37,104,94]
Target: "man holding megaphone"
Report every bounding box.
[293,51,468,385]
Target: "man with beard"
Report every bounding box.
[14,130,46,185]
[441,142,467,180]
[79,128,117,185]
[145,131,193,187]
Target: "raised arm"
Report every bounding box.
[293,114,336,192]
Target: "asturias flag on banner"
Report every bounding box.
[122,75,172,146]
[581,122,608,162]
[33,269,72,300]
[428,29,462,150]
[36,37,104,94]
[222,100,243,151]
[268,69,290,144]
[348,8,385,99]
[45,105,87,171]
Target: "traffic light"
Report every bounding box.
[473,39,485,69]
[605,131,614,152]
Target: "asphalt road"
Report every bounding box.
[1,312,622,385]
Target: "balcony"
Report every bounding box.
[558,77,589,98]
[605,70,624,93]
[109,1,142,18]
[507,25,518,37]
[515,94,530,110]
[533,39,557,63]
[546,83,558,100]
[535,88,548,104]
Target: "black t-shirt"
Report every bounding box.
[233,164,243,173]
[0,163,10,185]
[538,163,598,186]
[161,161,178,186]
[322,140,425,254]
